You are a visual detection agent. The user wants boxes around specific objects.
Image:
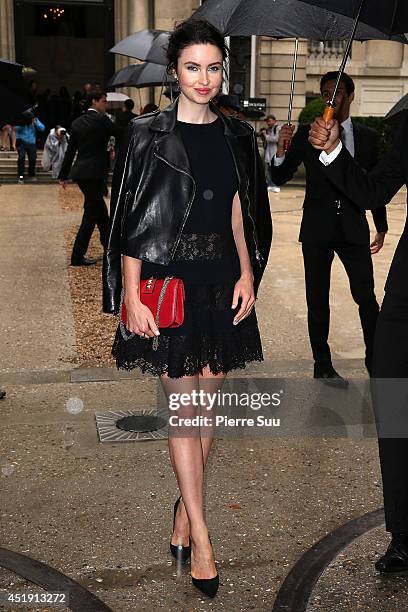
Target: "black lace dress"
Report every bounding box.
[112,117,264,378]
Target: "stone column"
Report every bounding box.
[258,37,307,124]
[114,0,152,111]
[0,0,15,61]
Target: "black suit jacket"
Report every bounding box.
[270,120,388,245]
[321,121,407,298]
[59,110,122,181]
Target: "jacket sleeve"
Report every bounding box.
[321,127,405,211]
[365,128,388,233]
[58,130,78,180]
[102,123,135,314]
[251,129,273,297]
[34,117,46,132]
[269,125,305,186]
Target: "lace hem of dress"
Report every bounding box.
[112,325,263,379]
[172,232,224,261]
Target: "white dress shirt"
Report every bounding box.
[320,116,354,165]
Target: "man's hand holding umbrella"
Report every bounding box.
[276,123,296,158]
[309,115,340,153]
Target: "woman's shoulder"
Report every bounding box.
[128,110,161,131]
[229,116,254,135]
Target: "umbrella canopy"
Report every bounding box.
[106,92,129,102]
[110,30,169,66]
[0,58,31,125]
[384,93,408,123]
[193,0,407,41]
[108,63,176,89]
[297,0,408,35]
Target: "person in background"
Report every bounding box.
[14,112,45,184]
[140,103,159,115]
[27,80,39,106]
[271,71,387,386]
[42,125,69,179]
[116,99,137,129]
[79,82,93,114]
[214,93,243,118]
[0,124,15,151]
[260,115,281,193]
[58,90,122,266]
[72,91,83,121]
[57,87,72,130]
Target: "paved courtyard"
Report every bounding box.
[0,182,407,611]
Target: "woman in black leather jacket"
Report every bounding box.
[103,18,272,599]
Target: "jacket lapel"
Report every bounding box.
[351,118,361,161]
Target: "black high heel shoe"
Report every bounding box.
[191,573,219,598]
[190,535,219,598]
[170,496,191,563]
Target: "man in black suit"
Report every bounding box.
[309,109,408,573]
[271,72,388,386]
[59,90,122,266]
[116,99,137,130]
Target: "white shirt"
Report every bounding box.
[320,117,355,166]
[339,116,354,157]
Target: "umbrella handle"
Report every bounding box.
[283,123,292,152]
[323,105,335,123]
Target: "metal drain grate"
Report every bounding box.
[95,408,168,443]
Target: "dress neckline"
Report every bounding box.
[177,117,220,126]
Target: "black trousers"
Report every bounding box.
[72,180,109,260]
[373,293,408,533]
[302,238,379,370]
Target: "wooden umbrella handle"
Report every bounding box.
[323,105,335,123]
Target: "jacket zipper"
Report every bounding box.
[243,176,264,267]
[225,136,263,268]
[121,190,132,236]
[153,150,197,259]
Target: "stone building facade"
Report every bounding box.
[1,0,407,122]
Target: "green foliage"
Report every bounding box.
[352,116,393,155]
[298,98,325,124]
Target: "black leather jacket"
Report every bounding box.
[102,97,272,314]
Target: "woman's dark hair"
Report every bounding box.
[166,18,228,75]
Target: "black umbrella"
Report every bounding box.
[193,0,407,139]
[110,30,169,66]
[298,0,408,35]
[0,58,31,125]
[294,1,408,120]
[384,93,408,124]
[192,0,407,40]
[108,63,176,88]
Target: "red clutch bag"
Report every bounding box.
[121,276,185,350]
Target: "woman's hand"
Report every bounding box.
[124,296,160,338]
[231,274,256,325]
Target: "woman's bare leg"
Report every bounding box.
[160,366,226,579]
[160,372,204,550]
